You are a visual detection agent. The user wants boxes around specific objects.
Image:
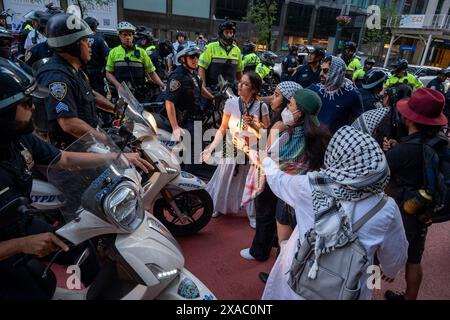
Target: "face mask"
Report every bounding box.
[281,108,296,126]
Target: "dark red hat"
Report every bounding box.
[397,88,448,126]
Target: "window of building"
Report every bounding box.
[123,0,166,13]
[215,0,249,20]
[173,0,210,18]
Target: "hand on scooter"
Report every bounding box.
[20,233,69,258]
[124,153,154,174]
[172,126,186,142]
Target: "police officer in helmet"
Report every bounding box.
[281,45,299,81]
[106,21,165,102]
[198,19,243,91]
[353,58,375,88]
[0,58,151,299]
[25,12,53,70]
[359,69,388,111]
[36,13,116,149]
[165,43,214,172]
[386,59,423,89]
[242,41,260,73]
[340,41,362,80]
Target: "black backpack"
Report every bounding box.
[406,132,450,225]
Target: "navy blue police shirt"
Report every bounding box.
[0,135,61,208]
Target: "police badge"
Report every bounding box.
[49,82,68,101]
[169,79,181,92]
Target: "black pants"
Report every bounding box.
[0,218,99,300]
[250,183,278,261]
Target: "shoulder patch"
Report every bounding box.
[55,102,70,114]
[169,79,181,92]
[49,82,68,101]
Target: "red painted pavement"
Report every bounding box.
[178,212,450,300]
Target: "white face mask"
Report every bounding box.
[281,108,296,126]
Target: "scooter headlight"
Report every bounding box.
[103,181,144,232]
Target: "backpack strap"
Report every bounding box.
[353,196,388,232]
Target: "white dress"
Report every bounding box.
[261,158,409,300]
[206,98,269,218]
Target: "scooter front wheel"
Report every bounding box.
[153,190,213,237]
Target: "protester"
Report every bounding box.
[260,125,408,300]
[308,56,363,134]
[201,71,270,228]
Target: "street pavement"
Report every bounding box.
[178,211,450,300]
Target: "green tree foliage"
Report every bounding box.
[244,0,278,46]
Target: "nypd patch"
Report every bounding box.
[49,82,68,101]
[169,79,181,92]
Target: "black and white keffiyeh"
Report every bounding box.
[306,126,390,279]
[351,108,390,135]
[277,81,303,100]
[317,56,355,100]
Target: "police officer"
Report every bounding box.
[281,45,299,81]
[138,30,166,89]
[359,69,388,111]
[386,59,423,89]
[165,43,214,172]
[106,21,165,103]
[0,27,13,59]
[0,11,7,28]
[18,19,34,55]
[84,17,110,96]
[0,58,151,299]
[24,11,48,53]
[427,69,450,95]
[256,51,277,81]
[340,41,362,80]
[199,19,243,90]
[36,14,116,149]
[353,58,375,88]
[25,12,53,70]
[291,46,325,88]
[242,41,260,73]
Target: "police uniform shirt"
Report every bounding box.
[292,64,321,88]
[24,29,47,51]
[198,41,243,86]
[25,41,53,68]
[87,33,110,72]
[385,72,423,89]
[165,65,202,121]
[106,45,156,86]
[427,77,446,94]
[0,134,61,208]
[282,54,298,74]
[37,54,98,147]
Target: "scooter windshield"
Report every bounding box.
[46,129,141,226]
[118,82,157,135]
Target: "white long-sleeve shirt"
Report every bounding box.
[24,30,47,51]
[261,157,408,300]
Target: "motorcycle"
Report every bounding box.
[115,83,214,237]
[3,131,216,300]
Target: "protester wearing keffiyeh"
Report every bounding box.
[306,125,390,279]
[309,56,364,134]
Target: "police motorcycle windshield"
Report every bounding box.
[118,82,158,135]
[46,129,145,232]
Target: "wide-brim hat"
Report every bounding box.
[397,88,448,126]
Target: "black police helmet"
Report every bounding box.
[84,17,99,31]
[47,14,93,59]
[0,57,48,113]
[344,41,357,51]
[289,45,299,53]
[310,46,325,58]
[391,59,408,72]
[362,69,387,90]
[242,41,256,55]
[365,58,376,65]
